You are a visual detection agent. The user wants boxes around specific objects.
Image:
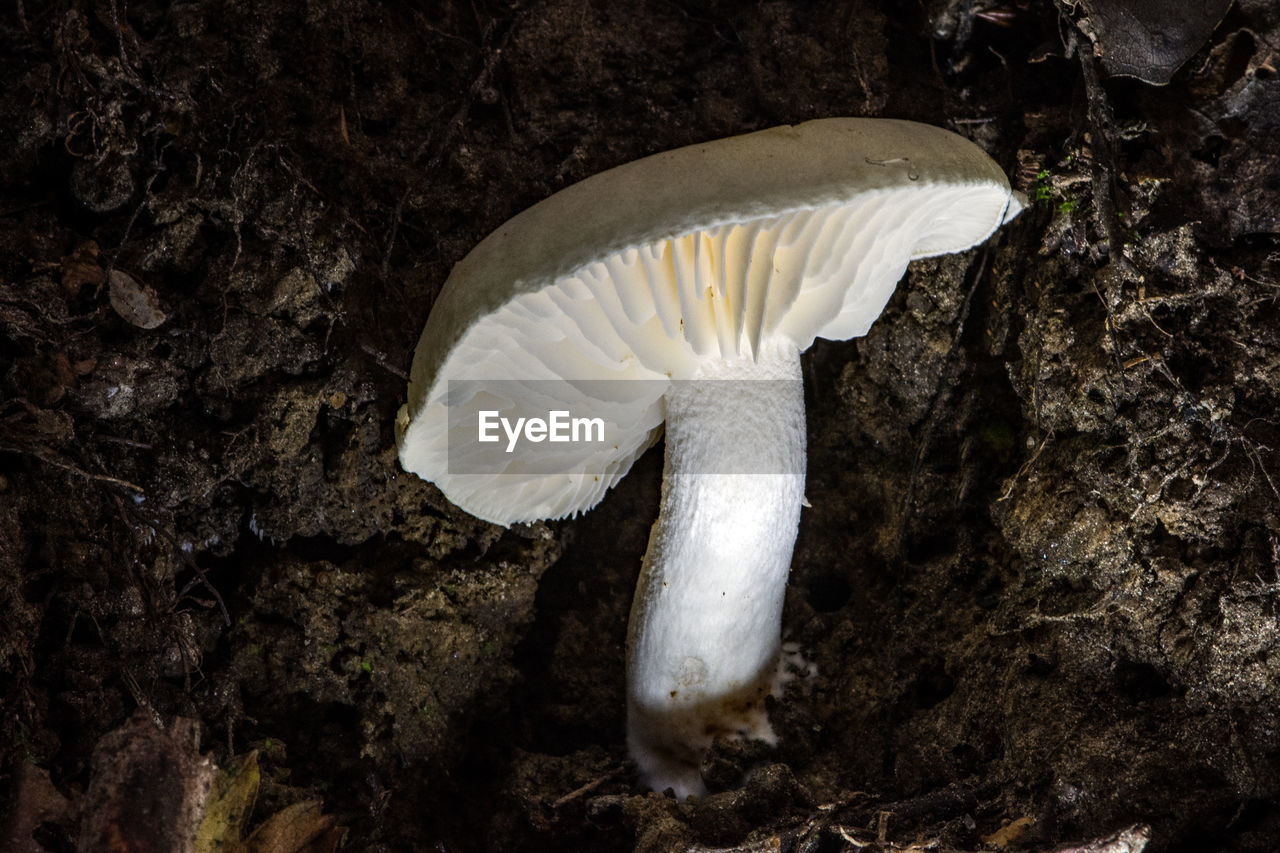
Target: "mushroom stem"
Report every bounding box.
[626,338,806,800]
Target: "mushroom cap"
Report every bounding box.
[397,118,1022,524]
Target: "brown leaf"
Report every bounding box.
[60,241,105,296]
[76,711,215,853]
[108,269,167,329]
[982,816,1035,847]
[12,351,77,407]
[245,801,345,853]
[1076,0,1233,85]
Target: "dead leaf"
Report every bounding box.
[245,800,345,853]
[77,711,215,853]
[195,751,261,853]
[1197,59,1280,239]
[60,241,105,296]
[982,816,1035,847]
[1075,0,1233,85]
[15,352,75,406]
[109,268,167,329]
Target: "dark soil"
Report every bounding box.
[2,1,1279,851]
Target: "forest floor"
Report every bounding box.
[2,1,1280,851]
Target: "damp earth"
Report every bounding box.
[2,1,1279,851]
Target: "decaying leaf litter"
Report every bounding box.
[1,1,1279,850]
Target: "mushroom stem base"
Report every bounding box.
[626,339,805,800]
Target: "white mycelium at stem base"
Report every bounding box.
[627,340,805,800]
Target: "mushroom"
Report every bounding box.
[396,118,1023,799]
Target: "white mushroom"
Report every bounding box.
[396,118,1023,799]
